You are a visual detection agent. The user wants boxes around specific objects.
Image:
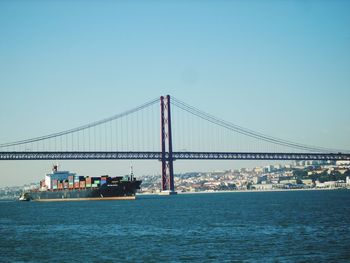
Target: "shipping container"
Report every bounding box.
[74,182,80,188]
[86,184,91,188]
[52,181,58,187]
[74,176,84,182]
[79,181,86,188]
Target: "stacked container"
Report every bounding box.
[49,175,113,190]
[52,179,58,190]
[91,177,98,188]
[101,176,108,185]
[86,177,92,188]
[74,175,80,189]
[68,175,74,189]
[79,180,86,188]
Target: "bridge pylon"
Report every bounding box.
[160,95,177,195]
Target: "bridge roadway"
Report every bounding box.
[0,151,349,161]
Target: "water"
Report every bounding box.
[1,190,350,262]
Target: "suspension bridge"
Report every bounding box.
[1,95,349,193]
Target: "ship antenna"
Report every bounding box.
[130,162,134,181]
[52,163,58,172]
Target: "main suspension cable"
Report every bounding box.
[172,97,347,153]
[0,97,159,148]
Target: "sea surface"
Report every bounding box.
[1,190,350,262]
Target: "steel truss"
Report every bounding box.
[0,151,349,161]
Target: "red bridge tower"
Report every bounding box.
[160,95,176,194]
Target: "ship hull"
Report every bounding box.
[34,196,136,202]
[27,180,141,201]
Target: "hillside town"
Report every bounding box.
[1,160,350,199]
[140,160,350,193]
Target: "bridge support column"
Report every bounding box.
[160,95,176,194]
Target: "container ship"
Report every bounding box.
[20,165,142,201]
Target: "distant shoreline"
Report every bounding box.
[139,188,349,195]
[1,188,348,201]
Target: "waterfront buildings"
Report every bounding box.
[139,161,350,193]
[1,162,350,198]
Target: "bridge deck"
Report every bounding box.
[0,151,349,161]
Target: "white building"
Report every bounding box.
[44,166,75,189]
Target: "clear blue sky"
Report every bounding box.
[0,1,349,186]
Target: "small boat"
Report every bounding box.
[19,193,30,201]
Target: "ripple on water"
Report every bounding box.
[0,191,350,262]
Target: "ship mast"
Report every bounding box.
[130,162,134,181]
[52,163,58,172]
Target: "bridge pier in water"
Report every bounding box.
[160,95,177,195]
